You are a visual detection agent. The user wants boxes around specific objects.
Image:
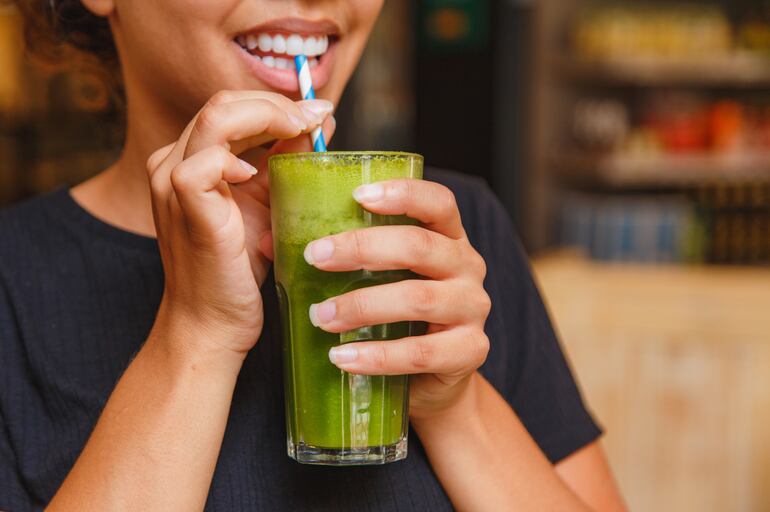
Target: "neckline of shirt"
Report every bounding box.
[49,187,160,253]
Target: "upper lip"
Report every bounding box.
[237,17,340,37]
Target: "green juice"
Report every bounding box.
[269,152,423,465]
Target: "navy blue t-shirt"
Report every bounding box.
[0,168,601,511]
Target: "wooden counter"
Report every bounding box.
[532,254,770,512]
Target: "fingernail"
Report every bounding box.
[300,99,334,122]
[304,238,334,265]
[288,113,307,130]
[353,184,384,203]
[329,346,359,365]
[238,159,258,175]
[309,301,336,327]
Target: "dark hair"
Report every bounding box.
[12,0,123,104]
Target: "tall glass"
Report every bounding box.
[268,152,423,466]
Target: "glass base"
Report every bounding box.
[287,436,408,466]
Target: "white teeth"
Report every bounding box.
[303,36,318,57]
[274,57,294,70]
[238,32,331,58]
[262,55,275,68]
[286,34,303,56]
[273,34,287,54]
[258,33,272,52]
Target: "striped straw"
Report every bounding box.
[294,54,327,152]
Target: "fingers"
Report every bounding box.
[353,180,466,240]
[185,97,333,158]
[327,328,490,377]
[148,91,334,192]
[266,114,337,157]
[309,280,490,332]
[304,225,485,280]
[167,145,257,232]
[147,143,175,174]
[236,115,338,200]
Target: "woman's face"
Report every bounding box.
[103,0,384,118]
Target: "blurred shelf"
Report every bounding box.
[553,151,770,188]
[554,54,770,88]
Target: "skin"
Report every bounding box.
[43,0,627,510]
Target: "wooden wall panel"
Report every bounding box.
[533,254,770,511]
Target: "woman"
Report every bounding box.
[0,1,626,510]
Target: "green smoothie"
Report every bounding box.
[269,152,423,465]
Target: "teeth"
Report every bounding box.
[286,34,303,56]
[258,33,272,52]
[274,57,294,70]
[273,34,287,54]
[303,36,318,57]
[238,33,331,58]
[262,56,275,68]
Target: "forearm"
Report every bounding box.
[47,317,243,511]
[411,372,589,512]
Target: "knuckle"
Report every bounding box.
[449,239,466,262]
[350,230,370,263]
[349,292,371,322]
[195,103,224,134]
[146,149,166,175]
[274,94,301,113]
[209,90,236,106]
[478,290,492,317]
[369,345,388,371]
[262,98,283,115]
[149,171,167,196]
[256,99,284,118]
[411,283,439,314]
[468,329,490,367]
[439,186,458,218]
[472,250,488,279]
[170,162,193,192]
[410,340,434,370]
[411,228,435,259]
[209,144,230,164]
[401,179,417,204]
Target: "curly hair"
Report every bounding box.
[11,0,123,105]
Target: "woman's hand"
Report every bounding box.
[50,93,334,512]
[146,90,334,359]
[302,179,492,420]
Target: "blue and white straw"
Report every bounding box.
[294,54,327,152]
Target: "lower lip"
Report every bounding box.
[234,41,337,96]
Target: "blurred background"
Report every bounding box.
[1,0,769,509]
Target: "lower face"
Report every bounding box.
[113,0,384,118]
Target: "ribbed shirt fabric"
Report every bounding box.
[0,168,601,511]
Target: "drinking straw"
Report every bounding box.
[294,55,327,152]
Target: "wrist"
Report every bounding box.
[148,301,248,377]
[410,372,483,432]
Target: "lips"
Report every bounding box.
[233,18,339,95]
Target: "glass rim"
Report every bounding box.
[269,151,423,163]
